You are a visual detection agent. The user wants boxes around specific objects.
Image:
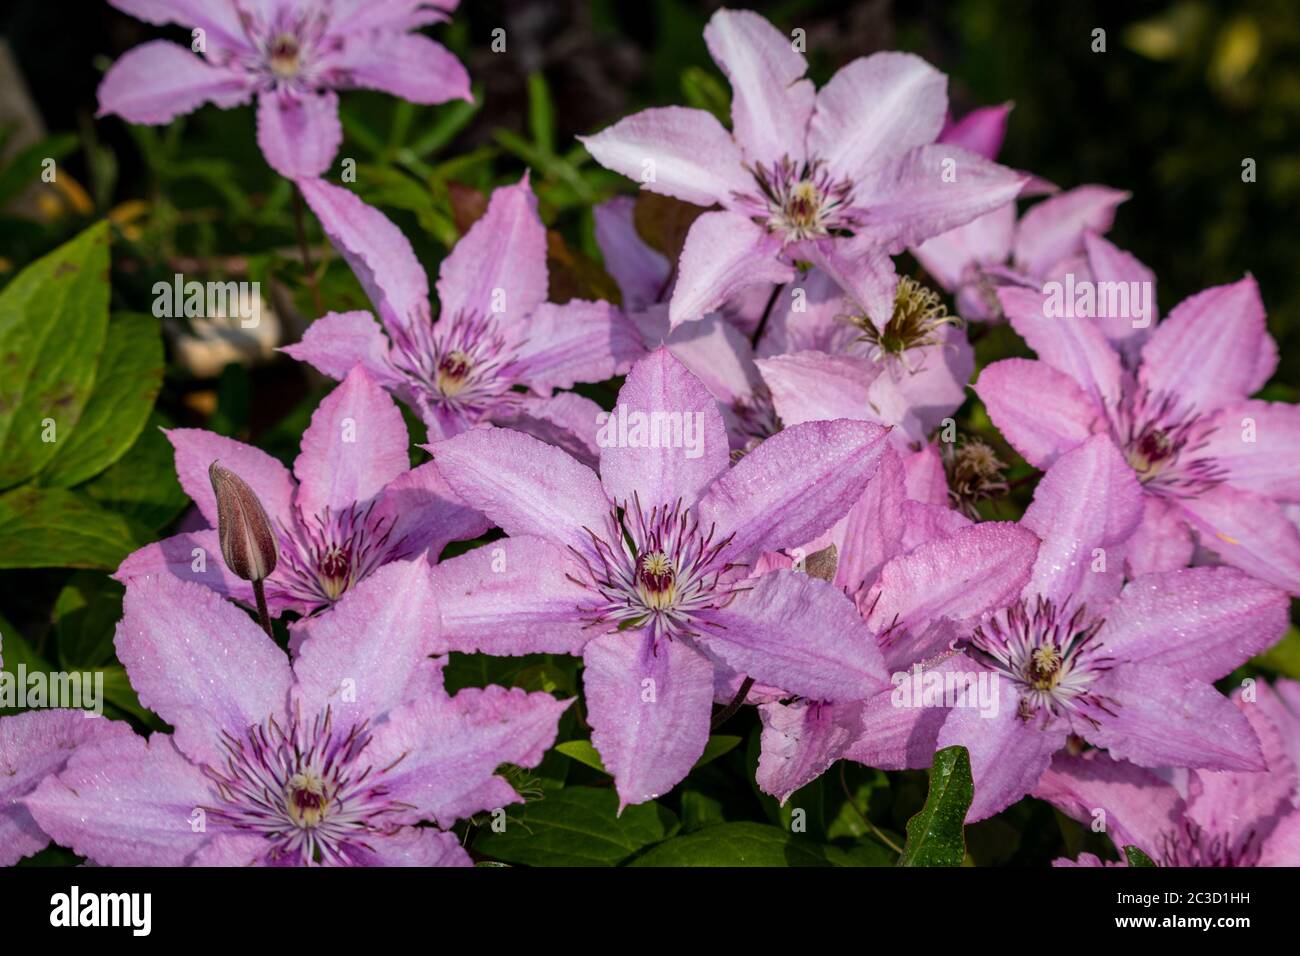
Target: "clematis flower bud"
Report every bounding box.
[209,461,278,582]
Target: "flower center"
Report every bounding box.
[1114,389,1224,496]
[316,544,353,600]
[203,709,407,866]
[846,277,962,358]
[268,34,302,78]
[569,497,737,641]
[942,437,1008,519]
[743,156,856,243]
[436,350,474,397]
[969,597,1111,723]
[286,771,332,828]
[635,551,677,609]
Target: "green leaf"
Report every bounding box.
[897,745,973,867]
[1253,625,1300,680]
[474,786,679,867]
[1125,845,1157,867]
[83,411,188,531]
[680,66,731,125]
[40,312,163,487]
[0,133,78,208]
[0,222,111,489]
[53,572,124,667]
[527,72,556,156]
[0,486,142,569]
[630,822,833,867]
[556,735,742,775]
[1,614,52,716]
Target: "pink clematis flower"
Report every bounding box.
[754,443,1040,801]
[285,176,643,464]
[936,435,1289,821]
[24,563,569,866]
[97,0,470,178]
[912,104,1131,323]
[424,348,894,807]
[1040,679,1300,866]
[115,365,489,620]
[579,9,1027,329]
[2,632,136,865]
[753,268,974,445]
[977,267,1300,593]
[593,197,780,453]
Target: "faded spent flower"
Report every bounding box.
[23,563,570,866]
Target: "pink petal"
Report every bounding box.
[974,359,1101,469]
[697,571,889,701]
[797,234,898,329]
[1000,285,1124,411]
[579,106,751,207]
[1139,276,1277,415]
[1020,435,1144,606]
[97,40,253,124]
[513,299,644,394]
[25,732,216,867]
[664,312,766,413]
[703,9,814,166]
[1082,231,1156,358]
[1124,496,1194,577]
[592,197,670,311]
[1034,751,1183,856]
[599,349,730,509]
[1200,400,1300,500]
[833,443,908,592]
[668,211,794,327]
[108,0,253,54]
[699,418,890,564]
[280,310,402,390]
[256,89,342,179]
[1011,185,1129,277]
[584,631,715,808]
[297,178,429,333]
[494,392,606,469]
[352,828,473,867]
[362,686,570,826]
[292,366,410,518]
[1096,567,1287,682]
[429,425,610,553]
[865,329,973,439]
[937,681,1068,821]
[845,667,958,770]
[115,575,292,766]
[335,33,470,104]
[428,536,595,657]
[0,711,134,866]
[913,203,1016,292]
[755,267,854,357]
[854,144,1029,252]
[808,52,947,181]
[437,174,548,328]
[371,460,492,561]
[1084,667,1264,772]
[938,103,1012,160]
[757,699,862,803]
[291,558,446,727]
[165,426,297,529]
[864,522,1039,635]
[1177,484,1300,594]
[114,529,276,613]
[756,351,881,427]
